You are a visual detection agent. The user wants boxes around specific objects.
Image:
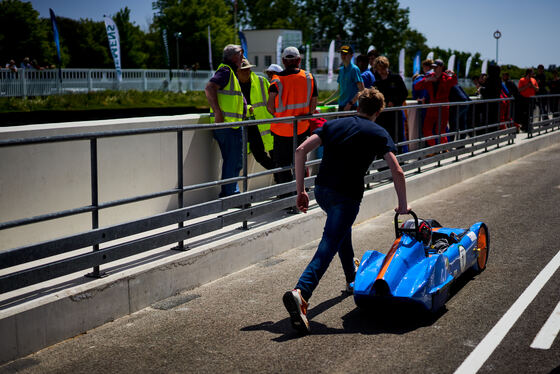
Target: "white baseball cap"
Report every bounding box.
[281,46,301,60]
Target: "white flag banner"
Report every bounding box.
[481,59,488,75]
[367,45,375,69]
[398,48,405,79]
[276,36,283,65]
[426,51,434,61]
[305,43,311,72]
[208,25,213,73]
[327,40,335,83]
[104,17,122,82]
[465,56,473,78]
[448,55,456,72]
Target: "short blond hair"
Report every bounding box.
[373,56,389,70]
[358,88,385,116]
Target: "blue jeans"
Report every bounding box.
[295,185,361,301]
[213,128,242,197]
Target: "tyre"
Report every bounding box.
[472,224,489,273]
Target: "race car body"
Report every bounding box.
[353,211,489,312]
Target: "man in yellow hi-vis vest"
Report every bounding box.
[237,58,274,170]
[205,44,245,198]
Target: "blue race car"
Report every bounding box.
[353,211,489,312]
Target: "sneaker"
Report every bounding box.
[345,257,360,294]
[282,289,310,333]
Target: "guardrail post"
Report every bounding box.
[143,70,148,91]
[21,70,27,98]
[86,138,106,278]
[172,130,186,250]
[87,70,93,92]
[241,124,249,230]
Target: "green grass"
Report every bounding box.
[0,87,479,114]
[0,90,209,113]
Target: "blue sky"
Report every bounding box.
[31,0,559,68]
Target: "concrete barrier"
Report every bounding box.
[0,124,559,364]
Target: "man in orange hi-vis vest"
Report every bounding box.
[267,46,318,190]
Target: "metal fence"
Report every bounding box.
[1,96,559,295]
[0,68,475,97]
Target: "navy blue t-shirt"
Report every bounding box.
[314,115,396,201]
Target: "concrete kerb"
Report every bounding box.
[1,130,559,364]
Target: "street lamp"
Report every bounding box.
[174,32,183,70]
[493,30,502,64]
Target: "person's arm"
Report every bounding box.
[383,151,410,214]
[205,81,224,123]
[267,91,277,115]
[295,134,322,213]
[344,81,365,110]
[309,96,318,114]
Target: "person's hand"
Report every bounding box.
[394,205,411,214]
[214,111,224,124]
[344,103,352,111]
[297,191,309,213]
[387,101,394,107]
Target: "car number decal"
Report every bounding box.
[468,232,477,242]
[459,245,467,272]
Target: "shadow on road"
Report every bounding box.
[240,291,446,341]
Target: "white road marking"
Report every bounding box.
[454,249,560,374]
[530,299,560,350]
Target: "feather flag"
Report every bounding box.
[104,16,122,82]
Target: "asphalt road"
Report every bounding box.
[2,143,559,374]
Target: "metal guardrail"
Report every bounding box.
[0,68,475,97]
[1,96,558,294]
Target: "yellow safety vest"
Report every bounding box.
[249,72,274,153]
[210,63,244,129]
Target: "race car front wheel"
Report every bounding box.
[472,224,489,273]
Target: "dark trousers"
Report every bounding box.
[247,125,274,169]
[272,131,308,185]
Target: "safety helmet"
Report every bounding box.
[418,220,432,247]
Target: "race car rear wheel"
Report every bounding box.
[472,224,489,273]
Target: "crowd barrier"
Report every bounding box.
[0,68,475,97]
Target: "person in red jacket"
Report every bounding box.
[413,59,458,146]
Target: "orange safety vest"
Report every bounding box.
[270,70,314,137]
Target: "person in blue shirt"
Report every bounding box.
[322,45,364,111]
[356,54,375,88]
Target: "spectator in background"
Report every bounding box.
[422,59,434,75]
[413,59,458,146]
[549,70,560,117]
[265,64,283,81]
[448,84,471,141]
[535,65,548,95]
[237,58,275,170]
[367,49,380,75]
[20,57,32,69]
[502,71,521,130]
[356,54,375,88]
[535,64,549,115]
[267,46,318,196]
[205,44,245,198]
[479,64,503,129]
[322,45,364,111]
[372,56,409,149]
[518,68,539,131]
[5,60,17,73]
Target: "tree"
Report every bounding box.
[0,0,53,66]
[56,17,112,68]
[113,7,150,68]
[152,0,234,70]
